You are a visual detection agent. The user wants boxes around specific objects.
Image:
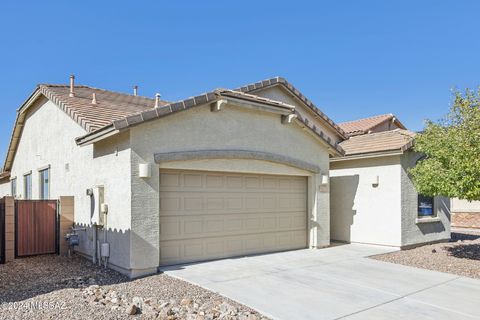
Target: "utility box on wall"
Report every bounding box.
[91,186,105,226]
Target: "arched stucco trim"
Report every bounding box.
[153,150,321,173]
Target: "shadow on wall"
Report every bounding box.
[330,175,359,243]
[72,222,132,271]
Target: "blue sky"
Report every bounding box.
[0,1,479,163]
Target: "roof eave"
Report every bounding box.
[3,86,43,172]
[331,149,405,162]
[75,125,118,146]
[75,92,298,146]
[0,171,10,182]
[236,77,347,140]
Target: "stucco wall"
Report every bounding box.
[7,98,132,270]
[129,102,332,274]
[330,156,403,246]
[400,151,450,247]
[252,86,343,144]
[0,181,9,197]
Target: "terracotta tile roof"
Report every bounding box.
[39,84,170,132]
[338,129,416,156]
[77,88,344,156]
[3,77,347,172]
[338,114,405,135]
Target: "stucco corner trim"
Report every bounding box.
[153,150,321,173]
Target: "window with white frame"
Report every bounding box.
[39,168,50,200]
[10,178,16,197]
[24,173,32,200]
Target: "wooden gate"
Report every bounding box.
[0,198,5,264]
[15,200,58,257]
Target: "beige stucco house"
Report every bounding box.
[0,77,451,277]
[330,115,451,248]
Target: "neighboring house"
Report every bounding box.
[338,113,406,136]
[330,116,450,248]
[0,76,450,277]
[451,199,480,228]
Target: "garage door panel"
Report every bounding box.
[160,170,307,266]
[160,212,307,241]
[160,194,305,216]
[160,172,307,193]
[160,230,307,266]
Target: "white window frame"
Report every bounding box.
[23,172,32,200]
[10,177,17,198]
[39,166,50,200]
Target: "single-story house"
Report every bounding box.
[330,115,450,248]
[0,76,450,277]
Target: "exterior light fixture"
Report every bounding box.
[321,174,329,185]
[139,163,152,178]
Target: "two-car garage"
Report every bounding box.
[159,170,308,266]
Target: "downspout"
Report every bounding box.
[87,188,97,264]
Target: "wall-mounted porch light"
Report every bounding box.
[321,174,329,185]
[139,163,152,178]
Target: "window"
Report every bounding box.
[39,168,50,200]
[24,173,32,200]
[10,178,16,197]
[418,194,434,217]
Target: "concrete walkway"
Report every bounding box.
[161,244,480,320]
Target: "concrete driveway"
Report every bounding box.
[161,243,480,320]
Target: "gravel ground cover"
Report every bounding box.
[0,255,268,319]
[371,230,480,279]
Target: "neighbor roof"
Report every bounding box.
[337,129,416,157]
[338,114,406,136]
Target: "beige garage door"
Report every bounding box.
[159,170,308,266]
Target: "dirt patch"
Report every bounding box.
[0,255,268,319]
[371,230,480,279]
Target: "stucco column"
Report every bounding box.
[129,153,160,278]
[59,196,75,256]
[4,196,15,262]
[309,174,330,248]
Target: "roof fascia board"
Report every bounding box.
[240,79,347,139]
[3,87,43,171]
[292,117,344,157]
[75,125,118,146]
[224,96,294,115]
[331,150,404,162]
[76,94,297,146]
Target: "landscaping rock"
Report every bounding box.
[126,303,137,315]
[0,254,269,319]
[372,230,480,279]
